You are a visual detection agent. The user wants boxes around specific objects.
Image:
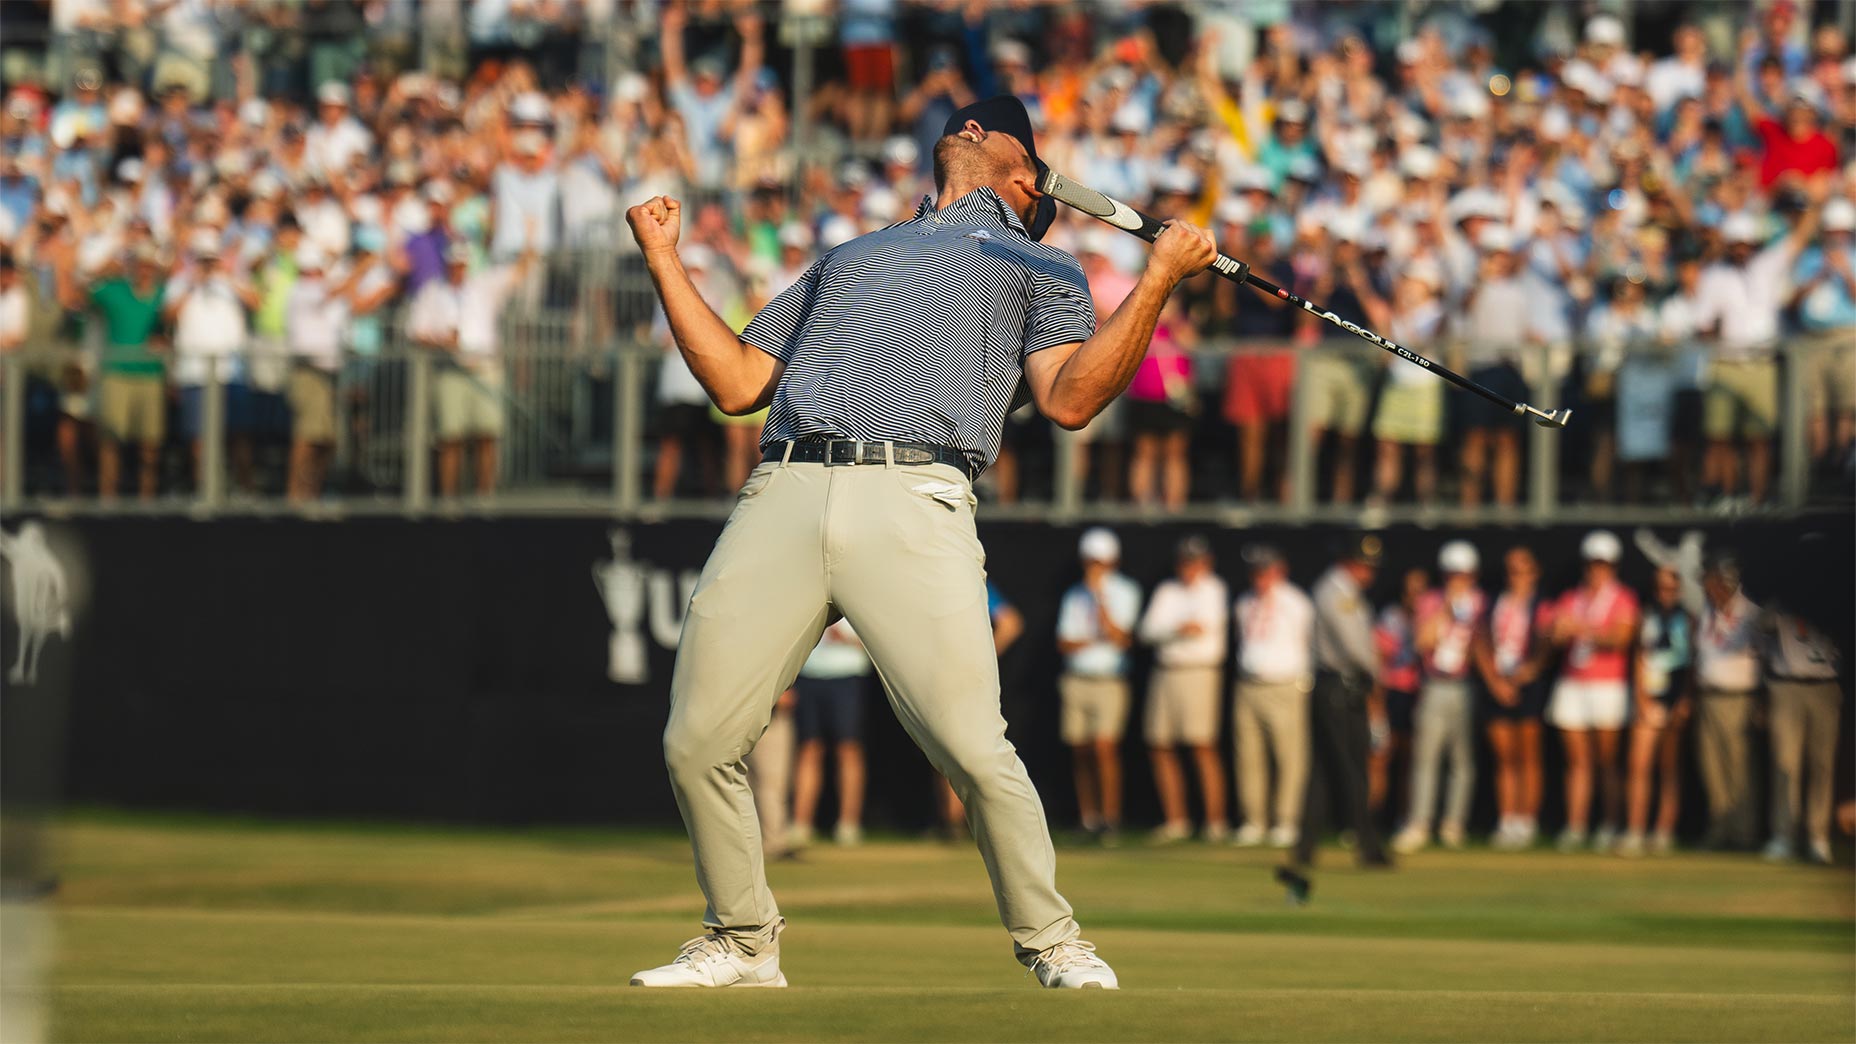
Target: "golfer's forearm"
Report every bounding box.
[645,248,774,414]
[1046,270,1174,429]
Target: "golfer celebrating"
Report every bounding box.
[626,96,1216,990]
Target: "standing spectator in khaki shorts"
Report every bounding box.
[1231,544,1315,848]
[1693,210,1817,505]
[74,246,168,501]
[1137,535,1230,843]
[1056,527,1142,846]
[285,244,396,503]
[407,240,534,496]
[1295,221,1386,505]
[1786,198,1856,474]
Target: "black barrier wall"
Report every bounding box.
[1,512,1850,833]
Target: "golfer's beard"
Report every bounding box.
[932,136,1034,225]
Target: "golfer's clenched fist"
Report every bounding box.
[1147,219,1219,287]
[627,195,682,256]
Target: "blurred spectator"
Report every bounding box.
[1219,213,1295,502]
[75,246,168,501]
[491,93,560,263]
[1370,567,1425,825]
[1586,276,1660,500]
[838,0,898,143]
[1393,541,1483,854]
[1693,210,1817,505]
[1760,605,1842,864]
[1455,227,1530,509]
[1621,566,1694,857]
[1295,222,1386,504]
[790,620,871,848]
[1696,552,1764,851]
[1545,530,1638,852]
[1136,535,1229,843]
[1476,545,1552,851]
[1370,261,1446,505]
[166,231,257,492]
[1296,535,1389,870]
[1788,197,1856,473]
[1056,527,1139,845]
[661,3,765,194]
[1124,297,1195,509]
[1231,543,1314,848]
[1068,230,1138,503]
[408,242,534,497]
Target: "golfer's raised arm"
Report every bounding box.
[1024,219,1216,430]
[628,196,783,415]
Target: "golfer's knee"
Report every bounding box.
[662,720,734,782]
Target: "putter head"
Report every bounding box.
[1273,866,1312,906]
[1520,404,1572,429]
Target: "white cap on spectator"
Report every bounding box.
[1586,14,1625,47]
[819,214,860,250]
[109,87,143,125]
[1396,39,1423,65]
[1581,530,1622,563]
[317,81,351,107]
[1394,110,1430,140]
[1276,97,1309,124]
[838,161,870,190]
[1399,146,1439,180]
[116,157,144,183]
[883,135,919,168]
[1214,196,1252,228]
[1286,154,1321,183]
[861,186,898,222]
[240,98,269,127]
[1157,166,1198,196]
[1076,228,1118,257]
[296,244,326,270]
[1477,224,1516,253]
[1405,257,1444,288]
[1438,540,1480,575]
[1079,527,1120,563]
[425,179,455,204]
[1561,59,1598,93]
[1823,198,1856,233]
[510,91,551,126]
[614,72,649,103]
[778,222,814,250]
[1452,91,1490,120]
[1111,103,1147,135]
[1584,77,1616,105]
[1538,107,1573,140]
[1233,166,1273,193]
[1330,213,1366,243]
[1721,212,1761,244]
[1338,154,1371,179]
[680,244,716,271]
[189,229,220,258]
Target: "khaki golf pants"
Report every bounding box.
[1233,678,1311,831]
[1767,680,1841,846]
[662,458,1080,962]
[1696,689,1758,847]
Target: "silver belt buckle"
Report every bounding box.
[825,439,856,466]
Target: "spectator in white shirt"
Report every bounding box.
[408,240,535,496]
[1646,24,1710,114]
[1055,527,1142,845]
[1692,210,1818,504]
[1760,604,1842,865]
[283,244,396,504]
[1694,554,1763,850]
[789,620,873,848]
[1231,544,1316,848]
[490,95,560,262]
[165,232,258,493]
[304,82,373,177]
[1137,535,1230,843]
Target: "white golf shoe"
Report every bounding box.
[629,930,787,988]
[1029,940,1120,989]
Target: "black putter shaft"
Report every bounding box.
[1036,168,1572,429]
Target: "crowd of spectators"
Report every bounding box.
[0,1,1852,508]
[1034,525,1846,863]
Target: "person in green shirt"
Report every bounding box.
[82,248,169,500]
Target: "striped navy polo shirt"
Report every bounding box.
[740,187,1097,470]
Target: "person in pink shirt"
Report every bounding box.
[1124,297,1196,509]
[1392,542,1485,854]
[1546,530,1641,852]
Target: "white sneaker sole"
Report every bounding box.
[628,973,789,988]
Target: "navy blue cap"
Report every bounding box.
[942,95,1054,241]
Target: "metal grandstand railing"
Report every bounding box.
[2,266,1850,523]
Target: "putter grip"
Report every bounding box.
[1040,170,1251,284]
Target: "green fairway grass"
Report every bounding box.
[24,813,1856,1042]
